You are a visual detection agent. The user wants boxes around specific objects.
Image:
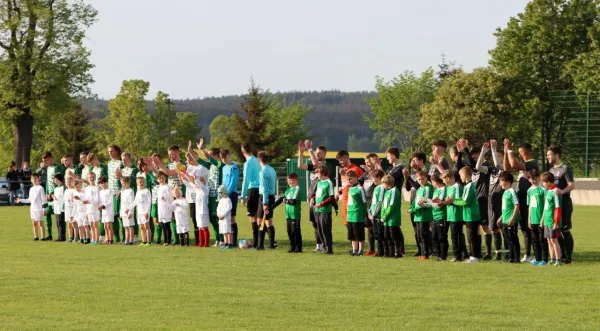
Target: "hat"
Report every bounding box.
[217,185,227,194]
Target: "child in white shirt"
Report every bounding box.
[127,177,152,246]
[119,177,136,245]
[171,186,190,246]
[73,180,89,244]
[182,172,210,247]
[63,178,77,242]
[52,174,67,241]
[216,185,233,249]
[157,171,174,246]
[84,172,100,244]
[98,177,114,244]
[27,173,47,241]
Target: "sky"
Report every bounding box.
[86,0,530,99]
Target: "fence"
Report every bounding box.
[549,91,600,178]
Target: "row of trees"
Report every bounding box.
[366,0,600,165]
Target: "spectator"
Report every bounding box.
[6,162,19,206]
[37,161,47,190]
[18,161,33,199]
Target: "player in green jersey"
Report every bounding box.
[41,152,66,240]
[526,169,548,265]
[107,145,123,242]
[380,175,403,258]
[541,172,563,266]
[312,165,336,255]
[367,170,386,257]
[431,174,448,261]
[440,170,467,262]
[497,173,521,263]
[448,166,482,263]
[410,170,434,260]
[345,171,367,256]
[272,173,302,253]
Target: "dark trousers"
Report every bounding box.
[411,214,421,255]
[450,221,467,260]
[417,222,432,257]
[383,225,402,257]
[466,221,481,258]
[518,201,531,257]
[316,212,333,253]
[374,221,385,256]
[432,220,449,259]
[531,224,549,262]
[161,222,172,245]
[286,219,303,252]
[503,224,520,262]
[56,212,66,240]
[309,205,322,245]
[178,232,190,246]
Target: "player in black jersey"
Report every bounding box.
[504,139,538,263]
[547,145,575,264]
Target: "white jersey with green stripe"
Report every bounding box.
[107,160,122,195]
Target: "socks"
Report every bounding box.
[194,229,200,246]
[485,233,492,256]
[368,229,375,252]
[231,223,238,246]
[252,222,259,248]
[493,232,502,251]
[267,226,275,248]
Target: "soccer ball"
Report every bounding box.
[238,239,252,249]
[177,163,187,172]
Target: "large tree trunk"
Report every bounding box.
[13,112,34,166]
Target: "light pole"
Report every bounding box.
[167,98,172,146]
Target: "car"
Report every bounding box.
[0,177,10,204]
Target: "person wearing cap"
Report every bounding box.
[216,184,233,248]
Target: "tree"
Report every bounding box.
[209,115,238,159]
[365,68,437,154]
[228,80,273,159]
[489,0,599,153]
[171,111,200,149]
[420,68,528,146]
[39,100,94,158]
[150,91,171,153]
[105,80,152,157]
[0,0,97,165]
[263,96,310,161]
[347,134,382,152]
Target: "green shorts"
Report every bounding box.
[151,203,158,218]
[45,204,54,216]
[113,195,120,216]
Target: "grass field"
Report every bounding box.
[1,204,599,331]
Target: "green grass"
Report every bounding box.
[1,204,600,331]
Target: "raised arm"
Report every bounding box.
[476,143,490,173]
[490,140,504,170]
[297,141,309,171]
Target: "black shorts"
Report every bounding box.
[347,222,365,241]
[544,226,561,239]
[246,188,259,217]
[257,194,275,220]
[561,197,573,231]
[229,191,238,217]
[478,197,488,227]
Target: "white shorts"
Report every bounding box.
[137,213,150,225]
[102,211,114,224]
[64,206,75,221]
[196,214,210,228]
[87,210,100,223]
[76,213,89,227]
[121,214,134,227]
[176,219,190,234]
[159,218,171,224]
[219,219,232,234]
[30,210,43,221]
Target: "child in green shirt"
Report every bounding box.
[312,165,336,255]
[497,172,520,263]
[440,170,467,262]
[431,174,448,261]
[448,166,481,264]
[272,173,303,253]
[380,175,403,258]
[526,169,548,265]
[367,170,386,257]
[541,172,563,266]
[409,170,434,260]
[345,171,367,256]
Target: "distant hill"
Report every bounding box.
[81,90,377,151]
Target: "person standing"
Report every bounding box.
[6,162,19,206]
[547,145,575,264]
[503,139,538,263]
[336,150,364,228]
[297,141,331,252]
[220,149,239,246]
[41,152,65,240]
[257,151,277,250]
[17,161,32,199]
[403,152,427,256]
[241,144,262,248]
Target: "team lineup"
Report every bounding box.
[22,136,576,265]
